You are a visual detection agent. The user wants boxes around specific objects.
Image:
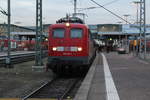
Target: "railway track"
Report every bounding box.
[22,77,81,100]
[0,51,47,67]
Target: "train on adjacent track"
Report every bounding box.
[0,35,17,51]
[47,17,97,74]
[0,35,48,51]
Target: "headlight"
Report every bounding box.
[45,38,48,41]
[77,47,82,51]
[66,23,70,27]
[52,47,57,51]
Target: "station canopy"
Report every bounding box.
[96,24,150,35]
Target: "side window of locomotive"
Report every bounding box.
[53,28,65,38]
[70,28,83,38]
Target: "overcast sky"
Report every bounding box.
[0,0,150,26]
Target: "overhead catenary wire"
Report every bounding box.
[78,0,120,12]
[0,6,8,15]
[90,0,132,24]
[103,0,119,6]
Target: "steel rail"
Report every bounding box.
[60,78,79,99]
[22,78,80,100]
[22,78,57,100]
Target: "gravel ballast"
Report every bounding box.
[0,58,53,98]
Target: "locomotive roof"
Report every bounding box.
[56,16,84,24]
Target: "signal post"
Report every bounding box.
[32,0,45,72]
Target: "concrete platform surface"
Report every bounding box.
[74,52,150,100]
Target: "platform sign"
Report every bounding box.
[97,24,122,32]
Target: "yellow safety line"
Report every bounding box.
[0,98,20,100]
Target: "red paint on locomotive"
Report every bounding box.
[47,22,96,73]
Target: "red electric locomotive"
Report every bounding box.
[47,17,96,74]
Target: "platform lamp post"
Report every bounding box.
[116,21,122,48]
[139,0,146,59]
[123,14,130,54]
[133,1,141,56]
[0,0,12,68]
[7,0,11,68]
[133,1,141,24]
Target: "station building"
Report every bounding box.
[0,24,51,41]
[0,24,35,40]
[88,24,150,52]
[89,24,150,39]
[1,23,150,40]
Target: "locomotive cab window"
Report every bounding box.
[53,28,65,38]
[70,28,83,38]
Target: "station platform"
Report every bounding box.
[74,52,150,100]
[0,51,35,57]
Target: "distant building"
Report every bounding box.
[0,24,34,36]
[0,24,52,40]
[97,24,122,35]
[97,24,150,35]
[88,24,98,39]
[88,24,150,40]
[122,24,150,35]
[88,24,98,33]
[23,24,51,36]
[43,24,51,36]
[1,23,149,40]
